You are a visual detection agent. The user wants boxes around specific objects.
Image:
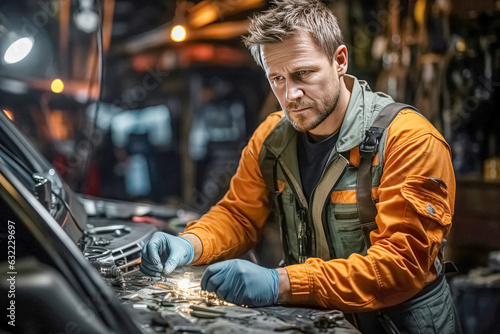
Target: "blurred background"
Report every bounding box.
[0,0,499,331]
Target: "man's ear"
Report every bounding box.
[333,45,348,76]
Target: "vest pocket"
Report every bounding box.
[327,203,367,258]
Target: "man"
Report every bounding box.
[141,0,460,332]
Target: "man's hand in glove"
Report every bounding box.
[201,259,279,307]
[140,232,194,276]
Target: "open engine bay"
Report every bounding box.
[79,210,360,334]
[75,199,358,333]
[101,266,360,334]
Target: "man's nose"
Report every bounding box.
[285,80,304,102]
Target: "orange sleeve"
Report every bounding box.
[179,112,283,264]
[285,110,456,312]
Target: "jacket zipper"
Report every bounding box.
[297,207,308,264]
[277,158,311,264]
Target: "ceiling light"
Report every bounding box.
[3,37,34,64]
[51,78,64,93]
[74,0,99,33]
[74,9,99,33]
[171,25,187,42]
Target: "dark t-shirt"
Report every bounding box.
[297,130,339,202]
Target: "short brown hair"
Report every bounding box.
[243,0,344,68]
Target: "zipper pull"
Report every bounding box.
[298,208,307,237]
[298,207,307,264]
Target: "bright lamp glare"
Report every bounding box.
[4,37,33,64]
[51,79,64,93]
[171,25,187,42]
[177,278,190,290]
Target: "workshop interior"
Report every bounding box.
[0,0,499,333]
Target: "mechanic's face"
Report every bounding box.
[261,33,347,135]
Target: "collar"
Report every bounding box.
[335,74,394,153]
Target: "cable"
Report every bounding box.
[94,0,105,131]
[82,0,105,191]
[51,189,85,233]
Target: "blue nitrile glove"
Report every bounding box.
[200,259,279,307]
[140,232,194,276]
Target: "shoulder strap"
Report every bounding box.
[357,102,418,246]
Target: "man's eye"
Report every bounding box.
[271,76,284,87]
[298,70,309,76]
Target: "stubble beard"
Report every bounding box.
[285,89,340,133]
